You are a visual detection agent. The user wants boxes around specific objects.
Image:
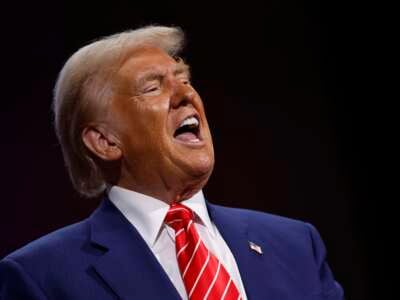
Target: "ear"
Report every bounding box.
[81,126,122,161]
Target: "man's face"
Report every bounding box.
[106,46,214,201]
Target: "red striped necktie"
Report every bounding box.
[165,203,242,300]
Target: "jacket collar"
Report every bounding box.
[207,203,310,299]
[88,198,181,300]
[206,202,271,300]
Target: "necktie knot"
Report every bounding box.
[165,203,194,231]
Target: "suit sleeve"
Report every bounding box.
[0,258,48,300]
[306,223,345,300]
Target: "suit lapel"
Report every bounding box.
[88,198,181,300]
[207,203,273,300]
[207,203,309,299]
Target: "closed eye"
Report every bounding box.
[145,86,159,93]
[142,82,161,94]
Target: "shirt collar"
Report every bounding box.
[107,186,215,248]
[181,193,215,237]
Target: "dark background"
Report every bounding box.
[0,1,388,299]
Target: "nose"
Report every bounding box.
[170,79,196,109]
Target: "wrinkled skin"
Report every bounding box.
[87,46,214,203]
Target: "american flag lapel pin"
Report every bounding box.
[248,241,263,255]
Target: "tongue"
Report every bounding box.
[175,132,198,142]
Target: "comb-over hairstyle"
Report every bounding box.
[53,26,185,198]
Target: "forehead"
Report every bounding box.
[117,46,181,80]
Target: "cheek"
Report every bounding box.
[120,97,170,152]
[136,96,170,129]
[112,95,171,154]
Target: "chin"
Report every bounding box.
[164,153,214,203]
[178,170,212,202]
[187,154,214,182]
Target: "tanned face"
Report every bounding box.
[100,46,214,203]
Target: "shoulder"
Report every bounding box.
[2,220,90,270]
[208,203,344,297]
[0,219,95,299]
[208,203,324,261]
[209,202,314,236]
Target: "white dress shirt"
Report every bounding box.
[108,186,248,300]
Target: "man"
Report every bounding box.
[0,26,344,299]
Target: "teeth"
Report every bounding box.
[179,116,199,128]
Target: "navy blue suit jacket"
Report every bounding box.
[0,198,344,299]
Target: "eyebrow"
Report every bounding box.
[135,62,191,88]
[173,63,191,77]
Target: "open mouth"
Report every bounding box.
[173,115,201,143]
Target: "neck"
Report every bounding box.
[114,163,209,204]
[116,176,203,204]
